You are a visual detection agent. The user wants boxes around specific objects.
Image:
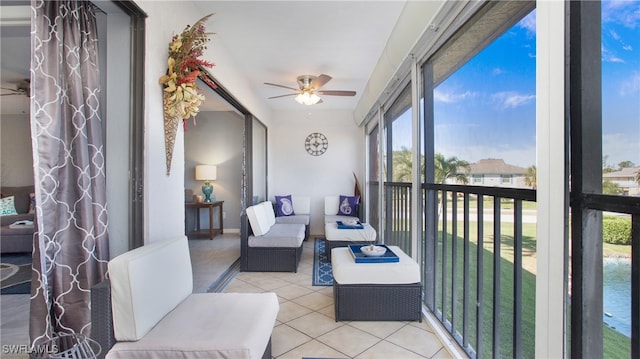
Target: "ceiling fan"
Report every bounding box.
[0,79,30,97]
[265,74,356,105]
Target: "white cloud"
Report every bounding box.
[434,90,476,104]
[492,68,505,76]
[619,71,640,96]
[603,1,640,29]
[610,29,621,40]
[491,92,536,109]
[602,45,625,63]
[518,11,536,35]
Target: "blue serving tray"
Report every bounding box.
[337,220,364,229]
[348,244,399,263]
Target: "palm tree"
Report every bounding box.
[434,153,471,184]
[603,180,622,195]
[392,147,413,182]
[524,165,537,189]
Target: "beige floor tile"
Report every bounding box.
[293,291,334,311]
[287,311,345,338]
[316,325,381,358]
[317,286,334,296]
[248,276,291,291]
[431,347,455,359]
[272,283,314,300]
[355,340,427,359]
[277,300,313,323]
[271,324,313,357]
[223,280,264,293]
[276,339,348,359]
[409,318,437,333]
[385,325,444,358]
[348,320,407,339]
[316,303,336,319]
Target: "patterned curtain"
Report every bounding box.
[29,0,109,346]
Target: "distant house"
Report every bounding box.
[603,166,640,196]
[463,158,529,188]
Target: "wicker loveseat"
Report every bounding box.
[241,201,305,272]
[91,236,279,359]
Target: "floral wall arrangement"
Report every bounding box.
[160,14,215,175]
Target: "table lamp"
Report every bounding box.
[195,165,217,202]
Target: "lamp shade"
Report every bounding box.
[195,165,217,181]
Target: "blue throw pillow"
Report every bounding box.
[275,195,295,217]
[337,195,359,216]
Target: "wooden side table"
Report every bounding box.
[185,201,224,240]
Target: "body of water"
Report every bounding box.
[603,258,631,338]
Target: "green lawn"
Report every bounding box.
[432,220,631,358]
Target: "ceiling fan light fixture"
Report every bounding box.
[295,91,320,106]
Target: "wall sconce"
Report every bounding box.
[195,165,217,202]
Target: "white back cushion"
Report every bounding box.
[292,196,310,215]
[263,201,276,227]
[108,236,193,341]
[246,202,271,236]
[324,196,339,215]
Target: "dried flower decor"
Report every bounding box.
[159,13,216,126]
[161,14,216,175]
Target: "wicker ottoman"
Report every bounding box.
[324,222,376,258]
[331,246,422,322]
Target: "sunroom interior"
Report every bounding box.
[1,0,638,358]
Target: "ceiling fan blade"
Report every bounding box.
[268,93,298,99]
[264,82,298,91]
[317,90,356,97]
[309,74,332,90]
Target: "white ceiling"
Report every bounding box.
[0,1,406,114]
[196,1,405,111]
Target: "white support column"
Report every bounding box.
[378,106,385,239]
[535,1,567,357]
[410,56,422,261]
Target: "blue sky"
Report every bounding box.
[393,2,639,169]
[601,0,640,169]
[433,10,537,168]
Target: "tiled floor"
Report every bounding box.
[1,234,460,358]
[219,238,457,359]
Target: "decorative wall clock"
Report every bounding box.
[305,132,328,156]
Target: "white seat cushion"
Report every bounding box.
[325,222,376,242]
[108,236,193,341]
[248,223,305,247]
[106,293,279,359]
[331,246,420,285]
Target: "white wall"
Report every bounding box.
[0,114,33,186]
[135,1,274,244]
[270,109,364,235]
